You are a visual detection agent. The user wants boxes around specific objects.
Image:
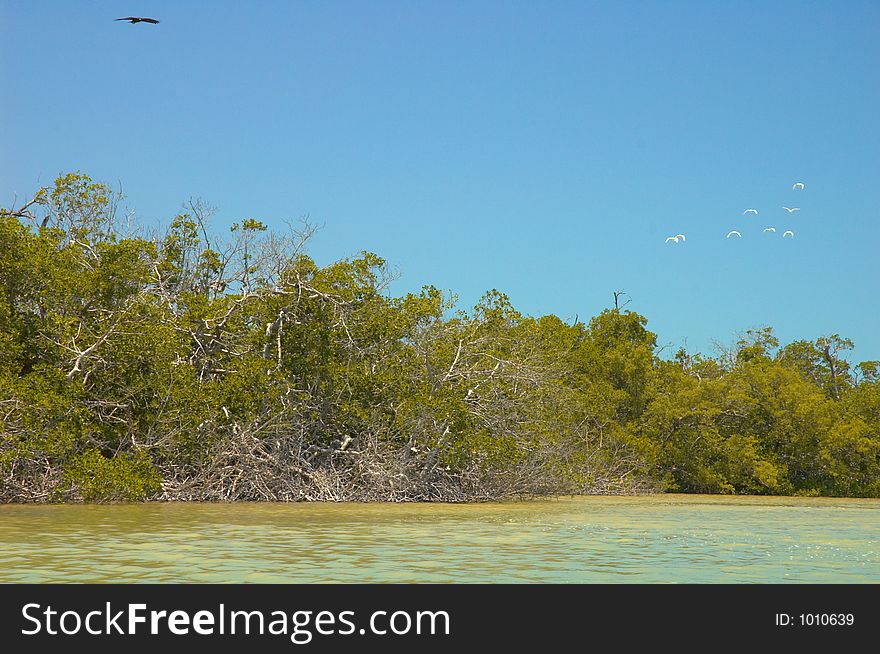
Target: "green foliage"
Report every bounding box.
[61,450,162,502]
[1,173,878,502]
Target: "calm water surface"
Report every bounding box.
[1,495,878,583]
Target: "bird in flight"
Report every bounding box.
[743,209,758,215]
[763,227,776,233]
[665,236,681,243]
[792,182,805,190]
[115,16,160,24]
[782,206,800,213]
[726,230,742,238]
[783,230,795,238]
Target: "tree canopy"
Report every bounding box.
[2,174,878,502]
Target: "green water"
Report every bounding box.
[1,495,877,583]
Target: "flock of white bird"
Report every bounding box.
[666,182,805,244]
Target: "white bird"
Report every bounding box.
[665,236,680,243]
[763,227,776,233]
[726,230,742,238]
[675,234,686,241]
[743,209,758,215]
[782,206,800,213]
[792,182,805,190]
[783,230,794,238]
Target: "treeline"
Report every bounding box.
[1,174,878,502]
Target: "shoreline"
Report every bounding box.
[4,491,879,508]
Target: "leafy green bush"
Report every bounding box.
[61,450,161,502]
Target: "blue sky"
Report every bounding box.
[2,1,878,362]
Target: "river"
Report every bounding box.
[1,495,877,583]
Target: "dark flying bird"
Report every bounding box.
[115,17,160,24]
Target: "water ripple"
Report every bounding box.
[0,495,878,583]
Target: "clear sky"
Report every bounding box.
[2,1,878,361]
